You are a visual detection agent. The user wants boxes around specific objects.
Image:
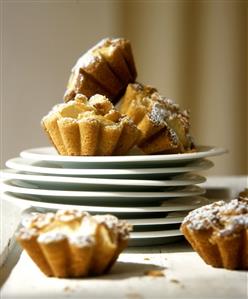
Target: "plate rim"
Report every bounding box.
[20,145,227,163]
[128,215,185,225]
[131,229,182,239]
[0,170,206,187]
[2,192,209,213]
[5,157,214,176]
[1,180,205,198]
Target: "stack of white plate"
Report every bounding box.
[1,145,226,246]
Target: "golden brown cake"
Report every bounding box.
[16,210,132,278]
[180,199,248,270]
[64,38,137,104]
[120,83,195,154]
[41,94,141,156]
[238,188,248,201]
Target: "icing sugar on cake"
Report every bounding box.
[93,214,132,240]
[183,199,248,236]
[120,83,195,154]
[149,102,170,126]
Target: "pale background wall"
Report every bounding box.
[1,0,247,175]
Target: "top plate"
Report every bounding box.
[20,145,227,168]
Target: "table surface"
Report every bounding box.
[1,175,248,299]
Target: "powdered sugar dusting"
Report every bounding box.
[93,214,118,228]
[19,209,132,244]
[25,213,55,230]
[38,231,67,244]
[183,199,248,236]
[55,210,87,223]
[151,93,179,113]
[149,102,170,126]
[16,227,38,240]
[69,235,95,247]
[168,127,180,146]
[93,214,132,239]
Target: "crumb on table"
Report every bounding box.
[144,270,165,277]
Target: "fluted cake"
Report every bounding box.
[180,197,248,270]
[41,94,141,156]
[64,38,137,104]
[16,210,132,278]
[120,83,195,154]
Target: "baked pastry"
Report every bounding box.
[41,94,141,156]
[120,83,195,154]
[180,199,248,270]
[239,188,248,201]
[64,38,137,104]
[16,210,132,278]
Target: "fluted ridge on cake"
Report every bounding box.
[180,198,248,270]
[64,38,137,104]
[120,83,195,154]
[16,210,132,278]
[41,94,141,156]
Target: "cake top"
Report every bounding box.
[93,214,132,240]
[16,209,132,246]
[42,94,134,126]
[148,92,190,129]
[92,37,130,53]
[182,198,248,237]
[126,83,190,127]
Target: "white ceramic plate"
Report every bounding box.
[20,145,227,167]
[2,192,209,214]
[1,180,205,204]
[0,170,206,191]
[128,212,187,226]
[5,157,214,178]
[129,229,183,246]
